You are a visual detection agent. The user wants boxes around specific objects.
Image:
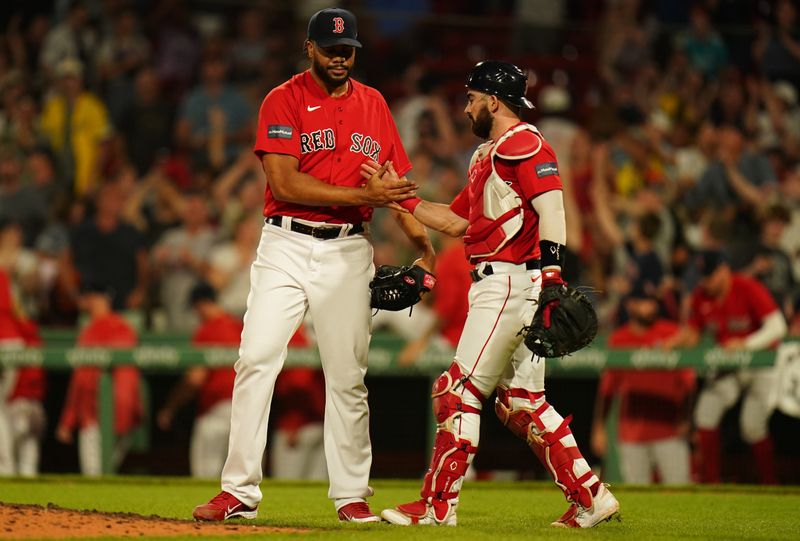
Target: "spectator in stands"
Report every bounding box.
[55,281,142,476]
[60,181,148,314]
[152,191,215,332]
[206,214,260,320]
[677,5,729,79]
[536,85,578,165]
[753,0,800,89]
[755,80,800,160]
[210,149,264,240]
[157,283,241,478]
[229,8,269,83]
[597,0,652,85]
[175,55,252,170]
[663,250,787,484]
[686,124,777,213]
[40,58,112,196]
[708,74,756,132]
[0,90,46,154]
[0,149,49,247]
[744,204,795,315]
[94,9,151,126]
[778,165,800,281]
[674,121,717,195]
[119,67,174,176]
[0,269,45,477]
[393,69,457,159]
[38,2,95,78]
[592,284,694,485]
[25,147,63,219]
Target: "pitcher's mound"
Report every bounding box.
[0,502,308,538]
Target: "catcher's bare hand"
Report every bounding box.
[361,160,417,211]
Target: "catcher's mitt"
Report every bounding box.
[369,264,436,311]
[522,285,598,358]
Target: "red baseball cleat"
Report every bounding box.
[337,501,381,523]
[193,491,258,521]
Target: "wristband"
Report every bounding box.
[398,197,422,213]
[540,239,566,269]
[542,268,564,287]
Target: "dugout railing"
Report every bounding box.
[1,332,795,475]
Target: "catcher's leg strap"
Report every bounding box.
[495,386,597,508]
[421,363,483,502]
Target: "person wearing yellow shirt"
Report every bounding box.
[40,59,112,197]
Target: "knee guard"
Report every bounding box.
[421,363,484,502]
[495,386,595,508]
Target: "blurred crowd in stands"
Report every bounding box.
[0,0,799,481]
[0,0,797,334]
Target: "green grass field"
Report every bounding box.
[2,477,800,540]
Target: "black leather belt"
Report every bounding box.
[470,259,541,282]
[266,215,364,240]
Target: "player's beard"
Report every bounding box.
[630,313,657,327]
[469,103,493,139]
[312,58,351,89]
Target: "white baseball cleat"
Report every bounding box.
[551,484,620,528]
[381,499,457,526]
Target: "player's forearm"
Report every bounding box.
[411,200,468,237]
[669,326,701,349]
[725,166,763,207]
[392,210,435,264]
[744,311,787,350]
[268,168,370,207]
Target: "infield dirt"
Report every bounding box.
[0,502,307,538]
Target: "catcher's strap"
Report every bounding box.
[522,285,598,358]
[369,264,436,311]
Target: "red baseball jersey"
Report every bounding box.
[433,240,472,347]
[253,70,411,224]
[605,320,695,443]
[9,367,45,401]
[59,314,141,434]
[0,269,22,342]
[450,123,563,264]
[688,273,779,345]
[274,367,326,431]
[192,313,242,416]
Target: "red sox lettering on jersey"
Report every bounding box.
[254,71,410,225]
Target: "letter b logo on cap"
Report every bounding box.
[333,17,344,33]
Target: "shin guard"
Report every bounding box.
[495,385,597,508]
[420,363,484,503]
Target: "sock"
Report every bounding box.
[696,428,721,484]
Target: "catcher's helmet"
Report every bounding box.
[466,60,534,109]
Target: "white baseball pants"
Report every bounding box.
[618,437,691,485]
[270,423,327,480]
[694,367,777,443]
[221,222,374,507]
[190,401,232,479]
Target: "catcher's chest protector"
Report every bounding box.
[464,124,543,259]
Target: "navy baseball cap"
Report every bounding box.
[307,8,362,48]
[189,282,217,305]
[696,249,728,278]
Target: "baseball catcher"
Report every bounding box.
[370,264,436,311]
[522,281,598,358]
